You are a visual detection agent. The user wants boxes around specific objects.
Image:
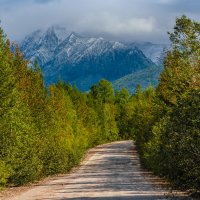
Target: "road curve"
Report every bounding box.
[2,141,190,200]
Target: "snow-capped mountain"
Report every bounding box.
[20,26,164,91]
[21,26,69,65]
[129,42,169,65]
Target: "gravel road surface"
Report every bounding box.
[1,141,191,200]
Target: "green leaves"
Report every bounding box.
[0,27,120,187]
[138,16,200,191]
[169,15,200,57]
[1,16,199,191]
[158,15,200,106]
[158,90,200,189]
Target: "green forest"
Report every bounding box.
[0,15,199,192]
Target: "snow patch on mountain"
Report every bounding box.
[129,42,169,65]
[20,26,167,90]
[21,26,168,68]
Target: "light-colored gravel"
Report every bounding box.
[0,141,191,200]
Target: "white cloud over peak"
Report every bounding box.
[0,0,199,43]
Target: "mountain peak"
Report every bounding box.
[69,31,80,38]
[45,25,68,42]
[20,28,167,91]
[112,41,126,49]
[66,32,81,43]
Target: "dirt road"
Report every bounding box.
[2,141,191,200]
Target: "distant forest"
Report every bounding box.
[0,15,199,191]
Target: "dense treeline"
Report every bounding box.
[0,27,121,187]
[132,16,200,191]
[0,15,199,192]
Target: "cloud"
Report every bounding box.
[106,17,155,34]
[34,0,60,4]
[156,0,177,5]
[0,0,57,4]
[79,13,155,35]
[0,0,199,43]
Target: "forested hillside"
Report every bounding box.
[113,64,163,93]
[0,15,199,193]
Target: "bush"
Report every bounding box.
[0,161,11,188]
[159,90,200,189]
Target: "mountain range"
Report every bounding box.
[20,26,169,92]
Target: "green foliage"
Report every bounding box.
[113,64,163,93]
[100,103,119,142]
[169,15,200,57]
[0,27,42,186]
[115,88,131,139]
[129,86,156,156]
[158,90,200,189]
[157,15,200,105]
[132,16,200,191]
[0,26,120,187]
[0,161,11,188]
[0,16,200,192]
[90,79,115,104]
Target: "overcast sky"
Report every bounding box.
[0,0,200,43]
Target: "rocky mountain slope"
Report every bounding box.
[21,26,168,91]
[129,42,169,65]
